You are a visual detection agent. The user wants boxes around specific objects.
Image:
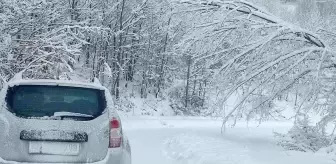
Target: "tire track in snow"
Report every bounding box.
[163,132,253,164]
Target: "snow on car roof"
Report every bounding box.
[7,79,106,90]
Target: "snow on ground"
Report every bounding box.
[122,116,334,164]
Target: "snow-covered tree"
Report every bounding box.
[0,0,14,84]
[173,1,336,148]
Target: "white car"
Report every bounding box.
[0,79,131,164]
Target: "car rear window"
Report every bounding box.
[5,85,106,119]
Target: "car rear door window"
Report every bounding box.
[5,85,106,119]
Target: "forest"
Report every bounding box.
[1,0,336,153]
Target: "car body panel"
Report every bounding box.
[0,80,131,164]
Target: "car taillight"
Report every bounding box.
[109,118,122,148]
[110,119,120,129]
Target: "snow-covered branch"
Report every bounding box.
[174,0,336,131]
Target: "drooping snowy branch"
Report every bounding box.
[174,0,336,130]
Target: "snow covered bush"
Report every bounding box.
[275,114,329,152]
[316,144,336,161]
[168,83,208,116]
[114,97,135,113]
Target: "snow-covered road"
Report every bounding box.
[122,116,334,164]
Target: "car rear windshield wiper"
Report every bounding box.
[53,112,94,118]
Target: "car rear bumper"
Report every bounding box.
[0,149,131,164]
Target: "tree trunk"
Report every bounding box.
[115,0,126,99]
[192,75,197,96]
[202,80,207,107]
[185,55,192,108]
[156,16,171,98]
[295,89,298,106]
